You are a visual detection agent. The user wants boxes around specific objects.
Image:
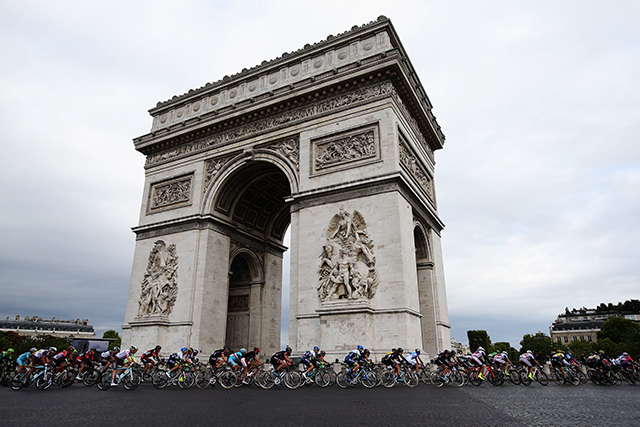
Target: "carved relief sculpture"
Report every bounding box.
[398,138,434,201]
[149,175,192,211]
[315,129,376,170]
[269,136,300,171]
[138,240,179,316]
[318,208,379,302]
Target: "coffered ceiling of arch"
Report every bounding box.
[215,162,291,240]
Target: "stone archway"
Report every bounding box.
[122,18,451,360]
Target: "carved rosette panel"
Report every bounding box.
[318,208,379,302]
[265,136,300,171]
[137,240,179,316]
[398,137,434,201]
[149,175,192,212]
[145,81,394,166]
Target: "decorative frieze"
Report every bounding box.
[204,156,232,187]
[318,208,379,302]
[145,81,395,167]
[312,125,379,174]
[398,136,433,201]
[137,240,179,316]
[228,295,250,311]
[148,174,193,212]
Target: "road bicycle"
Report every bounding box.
[260,365,302,390]
[336,364,379,389]
[195,364,237,389]
[519,364,548,386]
[98,363,142,390]
[430,365,465,387]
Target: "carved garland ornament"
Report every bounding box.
[145,81,395,166]
[138,240,179,316]
[318,208,379,302]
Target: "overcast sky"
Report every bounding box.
[1,1,638,350]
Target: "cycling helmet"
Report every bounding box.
[68,346,75,353]
[478,347,484,352]
[501,351,507,356]
[254,347,260,353]
[7,348,14,353]
[357,345,364,352]
[313,346,320,352]
[30,348,37,353]
[181,347,188,353]
[89,348,96,352]
[363,349,370,356]
[113,347,120,352]
[285,346,292,353]
[527,350,532,354]
[223,345,230,351]
[155,345,162,350]
[451,350,456,355]
[623,352,629,356]
[49,347,57,353]
[240,348,246,354]
[415,348,421,354]
[320,350,326,356]
[130,345,138,352]
[398,348,404,353]
[192,349,199,355]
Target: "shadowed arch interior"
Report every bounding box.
[215,161,291,241]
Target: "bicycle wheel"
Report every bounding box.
[219,370,237,389]
[403,371,419,388]
[488,371,502,386]
[552,370,565,385]
[336,371,352,389]
[123,369,142,390]
[429,371,445,387]
[315,370,332,388]
[451,371,465,387]
[507,368,521,385]
[152,371,170,389]
[57,370,74,389]
[83,368,99,387]
[381,370,396,388]
[469,371,483,387]
[361,370,378,389]
[178,371,196,389]
[36,371,54,390]
[419,368,432,385]
[11,372,28,390]
[260,371,275,389]
[520,371,531,386]
[196,371,213,389]
[535,370,548,386]
[97,372,112,390]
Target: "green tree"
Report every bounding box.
[467,330,491,353]
[597,317,640,359]
[519,332,554,356]
[102,330,122,350]
[567,339,596,359]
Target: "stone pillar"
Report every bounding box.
[417,261,437,359]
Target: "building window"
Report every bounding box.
[587,336,592,342]
[572,336,577,341]
[557,337,561,343]
[564,337,568,343]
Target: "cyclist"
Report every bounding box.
[270,346,294,373]
[26,347,56,381]
[345,345,364,375]
[15,348,36,376]
[239,347,263,384]
[209,345,231,369]
[519,350,541,380]
[99,347,118,373]
[301,346,321,379]
[167,347,193,377]
[75,348,96,380]
[110,345,138,386]
[492,351,514,375]
[406,348,425,372]
[228,348,246,372]
[140,345,162,378]
[0,348,14,366]
[471,347,487,380]
[51,346,77,373]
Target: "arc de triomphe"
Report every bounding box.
[122,16,451,360]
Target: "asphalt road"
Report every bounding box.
[1,381,638,426]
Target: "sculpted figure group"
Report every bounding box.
[138,240,179,316]
[318,208,379,302]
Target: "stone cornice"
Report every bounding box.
[134,17,445,159]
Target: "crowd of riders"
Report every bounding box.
[1,343,638,389]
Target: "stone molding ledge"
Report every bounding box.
[295,306,422,319]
